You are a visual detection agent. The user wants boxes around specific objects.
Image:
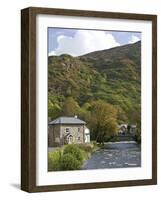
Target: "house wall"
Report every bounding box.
[48,125,61,147]
[48,124,85,147]
[60,124,85,144]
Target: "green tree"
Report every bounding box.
[79,102,91,123]
[48,93,62,120]
[62,97,81,116]
[115,105,128,124]
[127,104,141,125]
[90,100,118,145]
[127,104,141,143]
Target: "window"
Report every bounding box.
[65,128,70,133]
[78,136,81,141]
[78,127,80,132]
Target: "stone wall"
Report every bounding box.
[60,124,85,144]
[48,124,85,147]
[48,125,61,147]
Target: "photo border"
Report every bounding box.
[21,7,157,192]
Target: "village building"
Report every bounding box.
[129,124,137,135]
[48,116,90,147]
[118,124,137,136]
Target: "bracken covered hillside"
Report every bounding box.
[48,41,141,124]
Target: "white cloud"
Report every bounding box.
[128,35,140,44]
[49,30,120,57]
[48,51,56,56]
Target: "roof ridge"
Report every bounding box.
[49,116,86,125]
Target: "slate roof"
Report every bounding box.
[49,117,86,125]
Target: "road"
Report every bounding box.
[83,141,141,169]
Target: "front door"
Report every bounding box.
[68,135,73,144]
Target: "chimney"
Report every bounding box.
[74,115,77,118]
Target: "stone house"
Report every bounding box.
[48,116,90,147]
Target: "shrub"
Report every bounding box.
[63,144,83,164]
[48,150,62,171]
[92,141,97,147]
[77,144,93,153]
[60,153,82,170]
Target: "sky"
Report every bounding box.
[48,28,141,57]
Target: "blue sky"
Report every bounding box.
[48,28,141,57]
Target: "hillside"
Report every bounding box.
[48,41,141,123]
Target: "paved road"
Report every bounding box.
[83,141,141,169]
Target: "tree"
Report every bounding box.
[48,99,62,120]
[89,100,118,145]
[48,93,62,120]
[115,105,128,124]
[127,104,141,141]
[62,97,81,116]
[79,102,91,123]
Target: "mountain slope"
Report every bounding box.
[48,41,141,120]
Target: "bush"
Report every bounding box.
[77,144,93,153]
[92,141,97,147]
[63,144,83,164]
[48,143,99,171]
[60,153,82,170]
[48,150,62,171]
